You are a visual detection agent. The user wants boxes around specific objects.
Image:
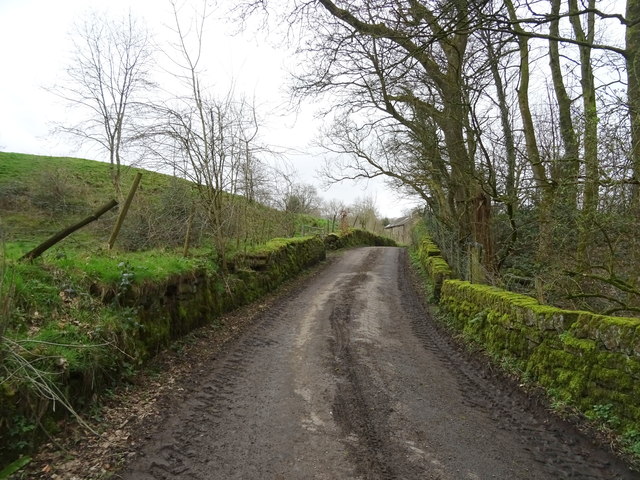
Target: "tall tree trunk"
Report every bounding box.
[109,147,122,198]
[549,0,580,210]
[485,33,519,264]
[506,0,554,263]
[569,0,599,266]
[627,0,640,209]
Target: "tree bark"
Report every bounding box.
[21,200,118,261]
[505,0,554,262]
[108,172,142,250]
[628,0,640,209]
[485,33,518,263]
[569,0,599,265]
[549,0,580,209]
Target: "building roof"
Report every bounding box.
[384,216,411,229]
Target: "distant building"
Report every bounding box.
[384,216,413,244]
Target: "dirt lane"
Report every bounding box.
[119,247,635,479]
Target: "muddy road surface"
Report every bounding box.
[120,247,635,479]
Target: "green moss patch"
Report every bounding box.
[414,234,452,300]
[324,229,396,250]
[439,275,640,437]
[411,225,640,445]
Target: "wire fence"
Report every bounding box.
[422,208,495,285]
[422,210,468,281]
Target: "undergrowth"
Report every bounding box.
[0,234,110,468]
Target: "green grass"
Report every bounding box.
[2,241,38,260]
[0,151,333,252]
[296,214,330,233]
[0,152,189,243]
[47,247,214,285]
[0,151,396,469]
[0,151,175,193]
[238,236,315,255]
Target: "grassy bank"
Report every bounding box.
[1,151,396,469]
[0,229,396,470]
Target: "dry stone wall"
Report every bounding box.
[416,233,640,437]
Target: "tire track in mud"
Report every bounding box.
[118,247,637,480]
[328,249,429,480]
[329,250,395,479]
[122,297,294,479]
[397,252,635,479]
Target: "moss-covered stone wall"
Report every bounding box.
[126,236,328,359]
[415,236,452,301]
[325,229,396,249]
[413,231,640,438]
[439,280,640,431]
[1,232,395,468]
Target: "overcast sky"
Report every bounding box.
[0,0,419,218]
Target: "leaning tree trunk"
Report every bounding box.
[21,200,118,261]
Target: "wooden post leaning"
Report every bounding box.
[20,199,119,261]
[107,172,142,251]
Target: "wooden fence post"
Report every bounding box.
[20,200,118,261]
[108,172,142,251]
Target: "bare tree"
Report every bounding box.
[148,94,261,268]
[322,199,346,232]
[233,0,640,314]
[281,183,321,215]
[349,195,381,233]
[54,11,154,195]
[252,0,497,267]
[142,1,264,270]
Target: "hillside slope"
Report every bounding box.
[0,152,326,256]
